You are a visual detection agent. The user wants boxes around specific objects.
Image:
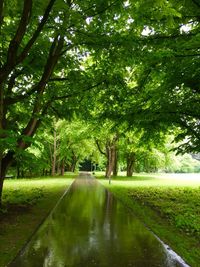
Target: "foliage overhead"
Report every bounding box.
[0,0,200,185]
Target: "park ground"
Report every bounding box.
[0,174,75,267]
[0,173,200,267]
[97,172,200,267]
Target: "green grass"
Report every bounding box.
[98,173,200,267]
[0,174,76,267]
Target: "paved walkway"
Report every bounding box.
[9,173,189,267]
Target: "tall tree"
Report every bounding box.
[0,0,126,205]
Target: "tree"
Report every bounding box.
[93,120,119,181]
[0,0,126,205]
[88,0,200,155]
[56,119,97,173]
[1,0,200,206]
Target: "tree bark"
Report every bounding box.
[0,0,4,27]
[126,152,136,177]
[0,176,4,207]
[61,160,65,176]
[0,35,64,199]
[17,163,20,178]
[51,129,57,176]
[57,159,61,174]
[71,159,77,173]
[0,151,14,207]
[113,147,118,176]
[105,144,116,179]
[105,136,118,181]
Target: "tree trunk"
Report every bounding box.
[126,152,136,177]
[17,164,20,178]
[51,129,56,176]
[57,159,61,174]
[61,160,65,176]
[105,145,116,179]
[113,147,118,176]
[72,160,77,172]
[105,136,119,183]
[71,152,78,173]
[0,152,14,207]
[0,176,4,208]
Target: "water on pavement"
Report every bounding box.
[8,173,189,267]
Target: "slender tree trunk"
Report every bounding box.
[126,152,136,177]
[72,160,77,172]
[17,164,20,178]
[71,152,78,173]
[51,129,56,176]
[105,145,116,180]
[61,160,65,176]
[113,147,118,176]
[65,163,70,172]
[105,136,119,184]
[0,176,4,207]
[57,159,60,174]
[0,82,5,206]
[0,165,5,207]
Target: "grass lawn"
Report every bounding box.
[98,173,200,267]
[0,173,76,267]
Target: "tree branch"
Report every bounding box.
[191,0,200,8]
[38,35,64,90]
[95,139,106,156]
[52,80,105,101]
[6,69,25,95]
[49,77,69,82]
[175,53,200,58]
[0,0,4,27]
[50,106,63,117]
[5,35,64,106]
[6,0,32,67]
[17,0,56,64]
[17,98,51,150]
[16,35,65,146]
[4,86,37,105]
[145,31,197,42]
[178,119,200,140]
[82,0,120,18]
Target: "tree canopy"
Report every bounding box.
[0,0,200,204]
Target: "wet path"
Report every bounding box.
[9,173,189,267]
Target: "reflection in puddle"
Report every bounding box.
[9,174,190,267]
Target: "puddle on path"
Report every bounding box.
[8,174,189,267]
